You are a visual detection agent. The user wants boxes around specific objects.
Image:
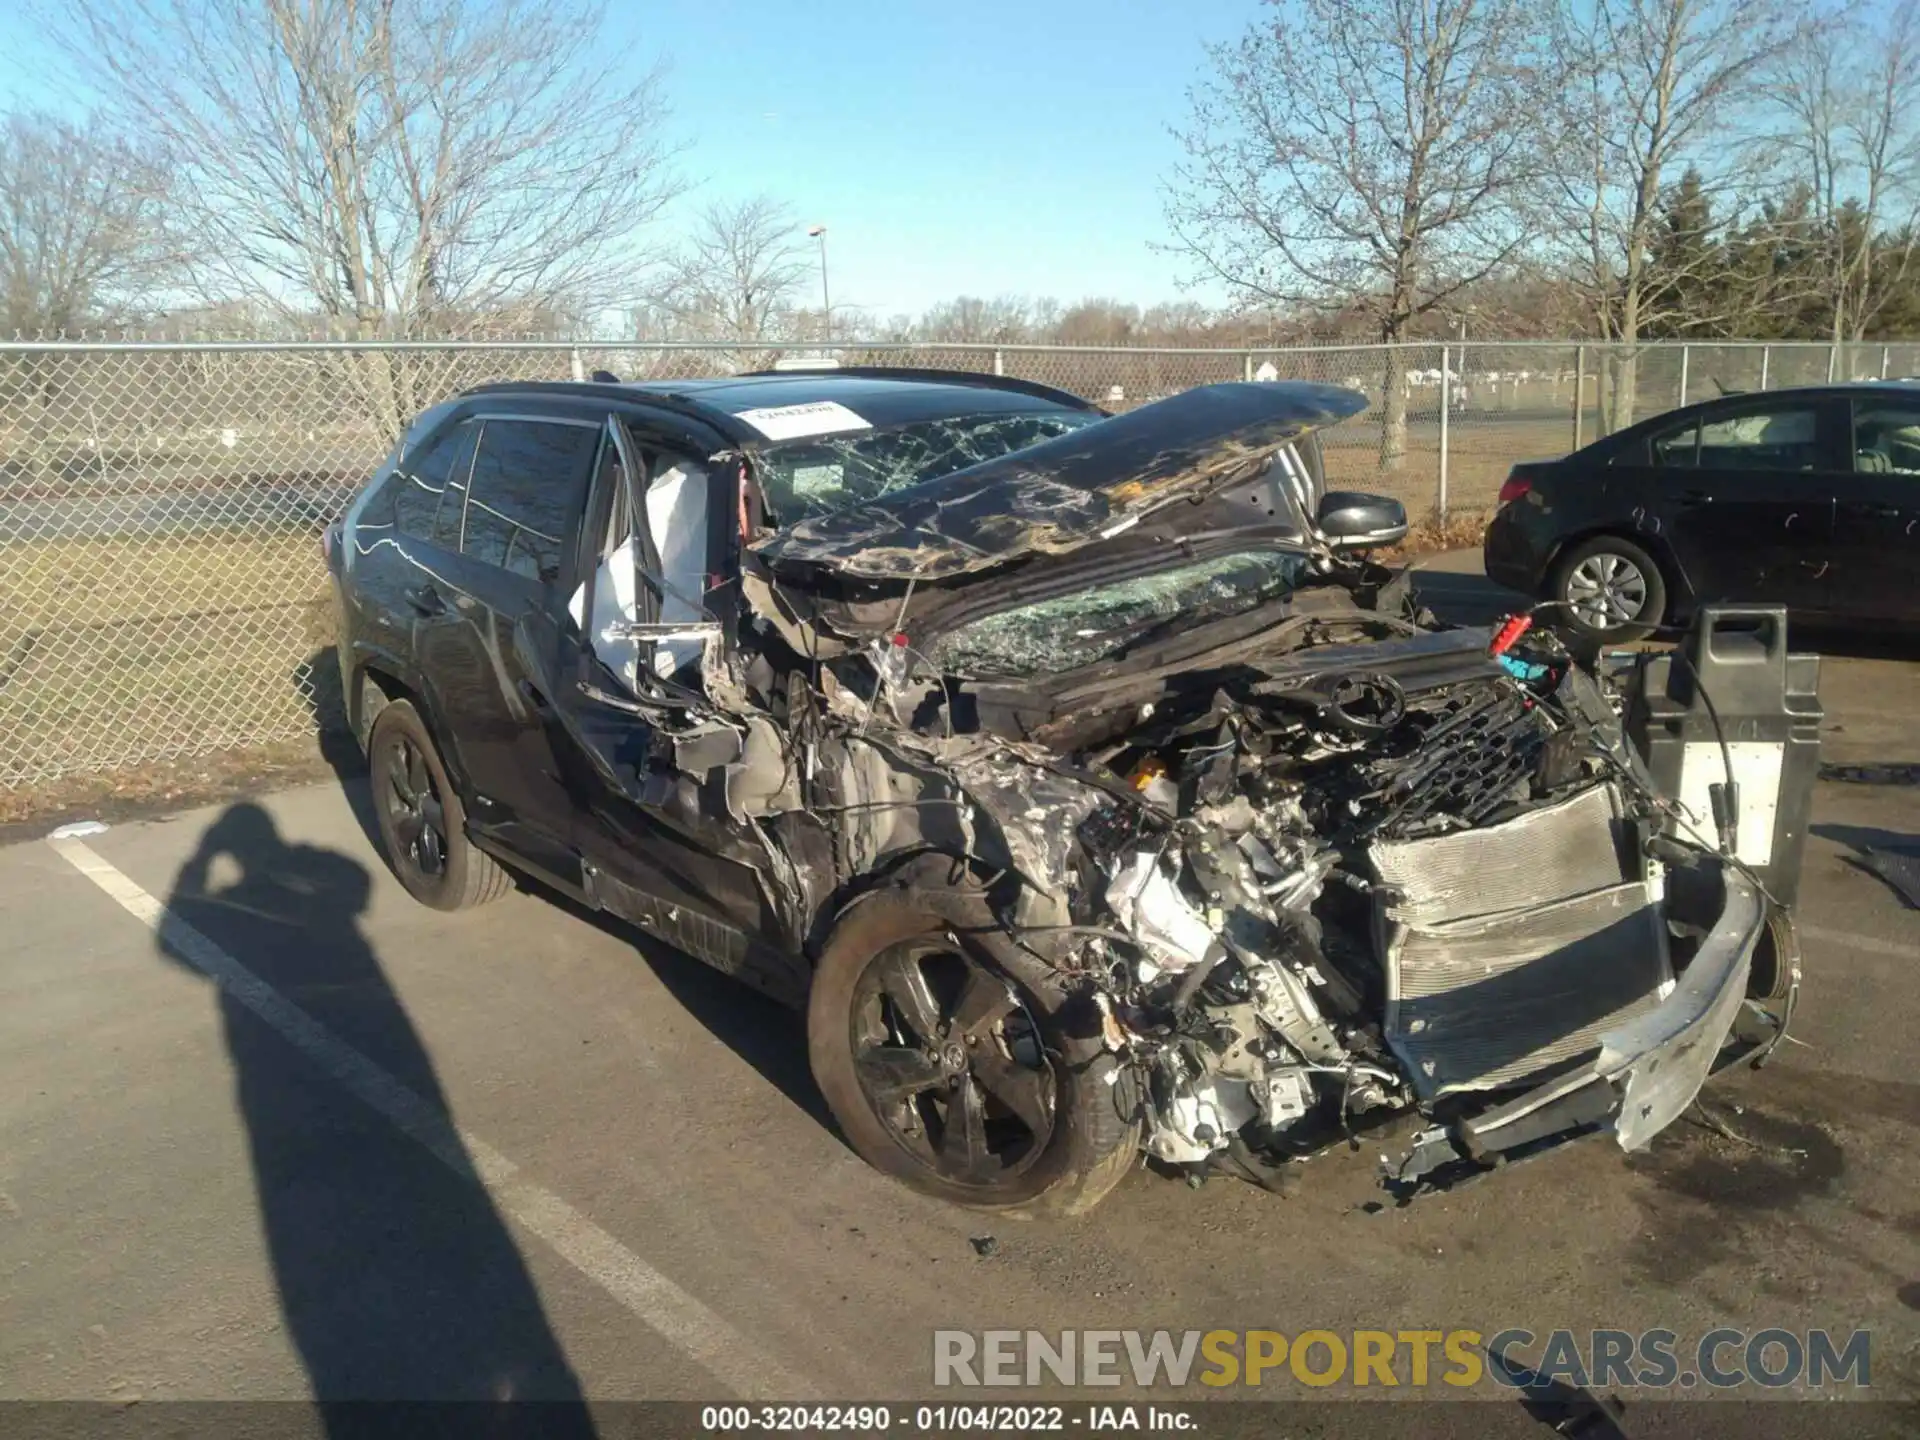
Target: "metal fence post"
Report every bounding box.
[1243,351,1254,383]
[1573,344,1586,451]
[1678,344,1690,408]
[1760,345,1771,390]
[1438,344,1451,519]
[1828,344,1839,382]
[568,347,585,382]
[1883,343,1892,380]
[992,348,1004,376]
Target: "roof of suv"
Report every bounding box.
[459,367,1101,438]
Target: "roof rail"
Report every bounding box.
[452,378,753,438]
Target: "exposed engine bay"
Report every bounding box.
[927,614,1685,1189]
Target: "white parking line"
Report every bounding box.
[48,835,817,1402]
[1801,924,1915,961]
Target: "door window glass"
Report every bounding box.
[463,419,599,582]
[1695,406,1821,471]
[1650,421,1698,468]
[1852,402,1920,473]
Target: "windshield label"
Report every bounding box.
[734,400,873,441]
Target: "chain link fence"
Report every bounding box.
[1,336,1906,787]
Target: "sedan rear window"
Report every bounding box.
[1651,406,1821,471]
[755,410,1100,522]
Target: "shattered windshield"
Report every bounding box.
[754,410,1100,523]
[926,549,1311,679]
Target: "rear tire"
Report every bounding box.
[368,699,510,911]
[1550,535,1667,643]
[807,884,1139,1218]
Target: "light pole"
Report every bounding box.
[807,225,830,344]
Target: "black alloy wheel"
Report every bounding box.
[367,698,509,911]
[383,731,449,882]
[848,937,1057,1186]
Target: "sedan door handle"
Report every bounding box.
[404,583,446,616]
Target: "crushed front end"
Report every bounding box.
[581,380,1808,1208]
[1022,615,1800,1197]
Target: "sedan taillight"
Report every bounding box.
[1497,473,1533,506]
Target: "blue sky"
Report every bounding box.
[0,0,1256,317]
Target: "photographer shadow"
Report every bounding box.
[161,800,595,1432]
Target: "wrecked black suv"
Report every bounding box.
[327,368,1802,1216]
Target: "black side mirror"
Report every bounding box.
[1316,491,1408,549]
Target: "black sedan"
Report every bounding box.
[1484,382,1920,641]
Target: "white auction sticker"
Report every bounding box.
[733,400,873,441]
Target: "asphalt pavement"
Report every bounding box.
[0,557,1915,1414]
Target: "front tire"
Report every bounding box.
[807,886,1139,1218]
[1551,535,1668,643]
[368,699,509,911]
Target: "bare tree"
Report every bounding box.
[1166,0,1540,468]
[56,0,682,337]
[645,196,811,359]
[915,295,1034,344]
[1764,0,1920,347]
[1545,0,1799,427]
[0,111,173,335]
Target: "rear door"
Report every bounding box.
[351,410,479,711]
[1638,396,1842,613]
[420,408,601,876]
[1835,395,1920,623]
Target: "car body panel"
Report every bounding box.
[625,368,1103,427]
[1392,857,1764,1186]
[1832,391,1920,623]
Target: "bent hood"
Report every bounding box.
[751,381,1367,583]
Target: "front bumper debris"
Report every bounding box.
[1388,862,1767,1191]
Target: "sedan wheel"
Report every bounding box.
[1550,536,1668,643]
[1566,552,1649,629]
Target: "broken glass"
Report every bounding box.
[754,411,1101,523]
[925,550,1310,679]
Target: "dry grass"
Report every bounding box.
[1,533,337,787]
[1381,507,1492,565]
[5,531,325,631]
[0,737,346,840]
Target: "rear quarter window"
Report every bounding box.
[463,419,600,582]
[391,419,479,547]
